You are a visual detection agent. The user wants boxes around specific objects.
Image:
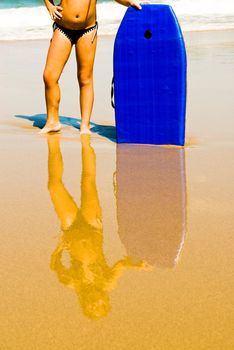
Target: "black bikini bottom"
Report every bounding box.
[53,21,98,45]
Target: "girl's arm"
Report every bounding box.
[43,0,63,20]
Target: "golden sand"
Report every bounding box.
[0,31,234,349]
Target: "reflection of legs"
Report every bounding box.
[41,29,72,134]
[47,135,78,230]
[80,135,102,228]
[75,29,97,134]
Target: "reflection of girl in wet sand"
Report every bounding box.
[47,134,149,320]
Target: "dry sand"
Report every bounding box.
[0,31,234,349]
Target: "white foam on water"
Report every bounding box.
[0,0,234,40]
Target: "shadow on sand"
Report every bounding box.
[15,113,116,142]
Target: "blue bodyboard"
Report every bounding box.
[113,5,187,145]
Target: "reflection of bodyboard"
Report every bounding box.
[116,145,186,267]
[113,5,187,146]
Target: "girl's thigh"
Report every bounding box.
[44,28,73,81]
[75,31,97,79]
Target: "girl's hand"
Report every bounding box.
[129,0,149,10]
[129,0,143,9]
[48,5,63,20]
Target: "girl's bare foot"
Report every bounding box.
[39,122,62,134]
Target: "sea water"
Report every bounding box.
[0,0,234,40]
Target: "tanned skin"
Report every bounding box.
[41,0,144,134]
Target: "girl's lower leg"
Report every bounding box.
[40,81,62,134]
[79,77,94,134]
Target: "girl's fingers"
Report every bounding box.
[54,9,62,18]
[49,6,63,20]
[51,13,58,20]
[131,0,150,9]
[131,1,142,9]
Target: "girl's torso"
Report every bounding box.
[57,0,97,29]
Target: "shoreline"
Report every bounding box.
[1,27,234,43]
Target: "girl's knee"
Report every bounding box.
[78,71,93,88]
[43,69,59,87]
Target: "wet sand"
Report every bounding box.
[0,31,234,349]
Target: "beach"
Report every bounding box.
[0,28,234,350]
